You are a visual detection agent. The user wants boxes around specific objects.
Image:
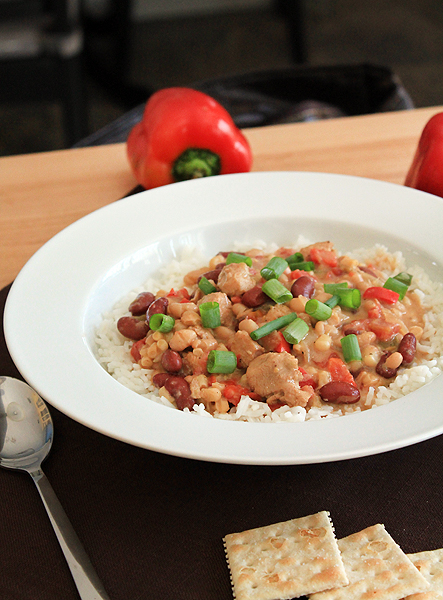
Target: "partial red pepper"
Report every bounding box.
[167,287,190,301]
[308,247,338,268]
[272,331,291,353]
[299,367,317,389]
[222,380,261,405]
[327,356,356,386]
[405,112,443,197]
[126,87,252,190]
[130,338,145,362]
[363,287,399,304]
[367,319,401,342]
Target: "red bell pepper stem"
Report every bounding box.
[126,87,252,190]
[173,148,220,181]
[405,112,443,197]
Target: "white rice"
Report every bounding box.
[94,240,443,422]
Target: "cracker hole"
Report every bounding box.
[300,527,327,538]
[366,541,388,553]
[240,567,256,575]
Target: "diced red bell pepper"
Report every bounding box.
[289,269,308,280]
[308,247,338,268]
[289,269,318,281]
[299,367,317,389]
[222,380,261,405]
[367,319,401,342]
[327,356,356,386]
[273,331,291,353]
[126,87,252,190]
[130,339,145,362]
[366,298,382,319]
[405,112,443,197]
[363,287,399,304]
[167,287,190,300]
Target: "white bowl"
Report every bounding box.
[4,172,443,464]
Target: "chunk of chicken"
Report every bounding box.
[197,292,235,327]
[300,240,335,259]
[217,262,256,298]
[246,352,310,407]
[230,330,265,368]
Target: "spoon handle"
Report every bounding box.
[31,468,111,600]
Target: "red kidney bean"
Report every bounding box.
[242,285,268,307]
[152,373,193,410]
[398,332,416,365]
[358,265,378,277]
[152,372,170,388]
[199,264,224,284]
[129,291,155,316]
[319,381,360,404]
[117,316,149,340]
[161,349,182,373]
[164,375,194,410]
[146,296,168,324]
[290,275,315,299]
[375,352,398,379]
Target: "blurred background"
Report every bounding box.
[1,0,442,156]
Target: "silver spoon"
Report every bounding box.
[0,376,110,600]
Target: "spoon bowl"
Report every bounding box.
[0,376,110,600]
[0,376,53,470]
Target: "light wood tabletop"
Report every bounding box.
[1,105,441,289]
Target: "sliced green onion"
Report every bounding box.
[393,272,413,286]
[324,282,349,294]
[290,260,315,272]
[341,334,362,362]
[286,252,304,268]
[149,313,175,332]
[260,256,289,280]
[383,276,409,300]
[323,284,361,309]
[199,301,221,328]
[225,252,252,267]
[250,312,297,341]
[305,299,332,321]
[282,317,309,344]
[198,276,217,295]
[336,288,361,309]
[207,350,237,374]
[262,279,293,304]
[324,294,340,309]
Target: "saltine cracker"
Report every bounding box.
[310,524,430,600]
[223,510,348,600]
[404,548,443,599]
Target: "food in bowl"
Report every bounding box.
[95,239,443,422]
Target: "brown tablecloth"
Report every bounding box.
[1,281,442,600]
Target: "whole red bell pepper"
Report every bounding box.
[404,112,443,197]
[126,87,252,190]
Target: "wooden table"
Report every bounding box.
[1,106,440,290]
